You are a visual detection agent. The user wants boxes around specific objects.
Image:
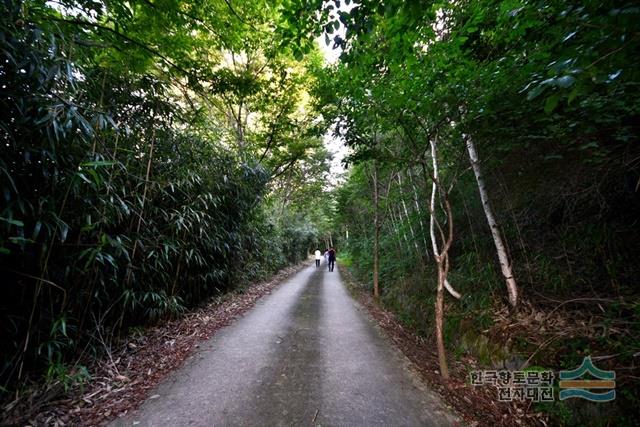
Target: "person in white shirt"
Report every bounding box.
[314,249,321,267]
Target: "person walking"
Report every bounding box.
[328,247,336,272]
[314,249,321,267]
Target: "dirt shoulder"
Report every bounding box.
[3,262,309,427]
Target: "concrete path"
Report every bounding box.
[112,263,460,426]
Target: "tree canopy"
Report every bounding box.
[1,0,639,424]
[0,0,334,399]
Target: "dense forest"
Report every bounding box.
[1,0,639,425]
[316,0,639,424]
[0,0,333,413]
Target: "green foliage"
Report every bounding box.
[311,0,639,423]
[0,0,330,399]
[336,249,352,268]
[45,360,90,393]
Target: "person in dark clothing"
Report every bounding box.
[328,247,336,272]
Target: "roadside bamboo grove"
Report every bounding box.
[0,0,329,395]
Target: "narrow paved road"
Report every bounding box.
[113,263,459,426]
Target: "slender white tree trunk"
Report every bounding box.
[387,206,402,250]
[393,205,411,253]
[397,173,421,257]
[373,161,380,299]
[429,140,462,300]
[408,167,429,256]
[466,137,519,307]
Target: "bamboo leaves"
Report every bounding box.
[1,0,328,398]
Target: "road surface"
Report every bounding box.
[112,263,460,426]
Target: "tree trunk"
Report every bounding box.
[435,265,449,379]
[427,138,457,381]
[408,167,429,257]
[373,160,380,299]
[387,205,404,255]
[397,172,421,258]
[393,205,411,254]
[429,140,461,300]
[465,137,518,307]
